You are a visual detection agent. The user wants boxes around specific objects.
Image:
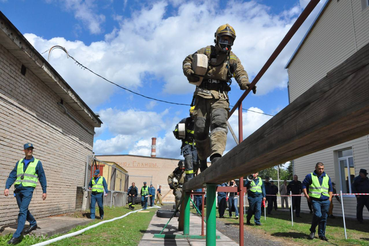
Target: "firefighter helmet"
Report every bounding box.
[214,24,236,44]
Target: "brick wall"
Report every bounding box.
[0,42,95,226]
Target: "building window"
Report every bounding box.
[337,148,355,193]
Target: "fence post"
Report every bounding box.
[206,184,217,246]
[290,191,293,226]
[340,191,347,239]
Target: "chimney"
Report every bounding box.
[151,137,156,157]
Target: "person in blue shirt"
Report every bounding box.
[148,184,156,207]
[217,182,228,218]
[4,143,47,245]
[245,172,266,226]
[88,169,108,220]
[302,162,333,241]
[194,188,203,215]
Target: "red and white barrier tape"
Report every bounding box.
[265,193,369,197]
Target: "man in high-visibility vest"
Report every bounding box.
[88,169,108,220]
[141,181,149,210]
[244,172,266,226]
[302,162,333,241]
[4,143,47,245]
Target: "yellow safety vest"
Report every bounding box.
[249,177,263,193]
[14,158,39,187]
[309,173,330,199]
[141,186,149,196]
[92,177,104,193]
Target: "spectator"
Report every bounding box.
[228,180,239,218]
[217,182,227,218]
[280,180,289,209]
[270,181,278,211]
[328,182,340,218]
[264,177,273,215]
[288,175,302,217]
[155,185,164,206]
[148,184,156,207]
[194,188,203,215]
[302,162,333,241]
[352,169,369,223]
[245,173,266,226]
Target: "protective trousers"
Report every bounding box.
[182,144,197,177]
[194,96,229,160]
[174,189,183,208]
[128,196,136,208]
[13,188,37,238]
[90,193,104,219]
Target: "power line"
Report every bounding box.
[45,45,275,117]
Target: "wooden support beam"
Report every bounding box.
[184,42,369,191]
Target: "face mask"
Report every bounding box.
[218,37,233,52]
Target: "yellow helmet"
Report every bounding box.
[189,106,195,115]
[214,24,236,43]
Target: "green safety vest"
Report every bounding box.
[141,186,149,196]
[309,173,330,199]
[92,177,104,193]
[14,158,39,187]
[249,177,262,193]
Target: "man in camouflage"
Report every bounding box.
[183,24,256,166]
[167,160,186,208]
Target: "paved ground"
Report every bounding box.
[0,216,91,238]
[138,210,238,246]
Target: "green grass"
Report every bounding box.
[0,206,158,246]
[217,208,369,246]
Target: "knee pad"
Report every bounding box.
[211,108,228,132]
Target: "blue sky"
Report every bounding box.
[0,0,327,160]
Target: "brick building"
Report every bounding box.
[0,11,101,226]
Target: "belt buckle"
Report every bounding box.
[21,174,24,180]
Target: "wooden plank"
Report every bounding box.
[184,42,369,191]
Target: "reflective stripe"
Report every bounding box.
[186,129,194,134]
[230,55,237,60]
[184,62,191,67]
[185,170,194,174]
[92,177,104,193]
[14,158,39,187]
[184,141,196,146]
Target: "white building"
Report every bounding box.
[286,0,369,218]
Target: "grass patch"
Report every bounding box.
[0,206,158,246]
[217,208,369,246]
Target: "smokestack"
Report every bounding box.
[151,137,156,157]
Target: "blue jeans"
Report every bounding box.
[228,196,239,217]
[90,193,104,219]
[310,199,330,236]
[13,187,37,238]
[247,196,262,224]
[194,195,202,214]
[142,196,148,210]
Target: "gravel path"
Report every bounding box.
[216,219,284,246]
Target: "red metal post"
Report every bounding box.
[238,103,244,246]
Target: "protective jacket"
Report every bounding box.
[309,173,330,199]
[167,168,186,189]
[14,158,39,188]
[141,186,149,196]
[249,177,263,193]
[92,177,104,193]
[183,45,249,99]
[128,186,138,196]
[173,117,195,147]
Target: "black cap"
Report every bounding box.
[360,169,368,175]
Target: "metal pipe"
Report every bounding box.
[290,191,294,226]
[229,0,321,117]
[206,184,217,246]
[238,103,244,245]
[227,120,239,144]
[201,188,205,237]
[183,192,191,235]
[340,191,347,239]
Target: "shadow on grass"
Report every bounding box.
[272,232,309,239]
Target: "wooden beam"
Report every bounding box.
[184,42,369,191]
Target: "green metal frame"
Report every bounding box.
[206,184,217,245]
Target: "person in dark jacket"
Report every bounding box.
[302,162,333,241]
[288,175,302,217]
[270,181,278,211]
[352,169,369,223]
[4,143,47,245]
[128,182,138,210]
[264,177,273,215]
[245,173,266,225]
[217,182,227,218]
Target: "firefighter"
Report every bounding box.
[127,182,138,210]
[173,106,201,181]
[183,24,256,167]
[167,160,186,208]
